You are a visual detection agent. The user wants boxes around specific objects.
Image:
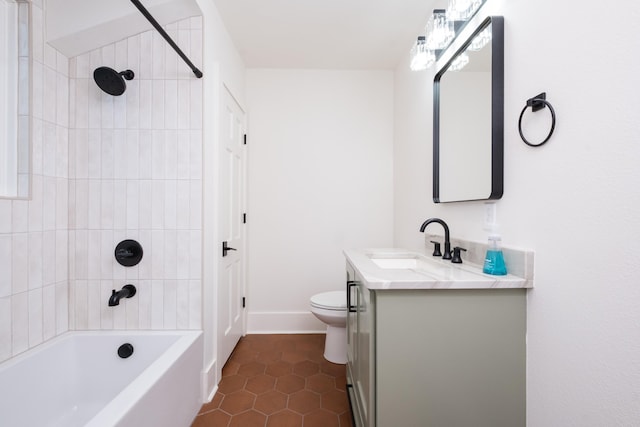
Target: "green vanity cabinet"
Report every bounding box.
[346,263,374,427]
[345,260,526,427]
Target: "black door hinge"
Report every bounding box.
[242,297,246,308]
[243,213,247,224]
[243,134,247,145]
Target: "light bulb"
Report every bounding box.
[425,9,454,50]
[410,37,435,71]
[446,0,483,21]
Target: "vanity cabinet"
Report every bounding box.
[346,263,374,427]
[345,260,526,427]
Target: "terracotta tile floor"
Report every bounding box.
[192,334,354,427]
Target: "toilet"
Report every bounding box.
[309,291,347,364]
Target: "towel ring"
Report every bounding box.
[518,92,556,147]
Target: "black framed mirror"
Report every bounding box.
[433,16,504,203]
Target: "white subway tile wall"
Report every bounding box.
[68,17,203,331]
[0,7,203,364]
[0,1,70,363]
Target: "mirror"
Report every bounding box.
[433,16,503,203]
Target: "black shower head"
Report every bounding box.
[93,67,135,96]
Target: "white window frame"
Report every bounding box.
[0,0,19,197]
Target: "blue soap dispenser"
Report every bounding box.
[483,233,507,275]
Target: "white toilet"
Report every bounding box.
[310,291,347,364]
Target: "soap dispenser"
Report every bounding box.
[483,234,507,275]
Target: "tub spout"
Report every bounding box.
[109,284,137,306]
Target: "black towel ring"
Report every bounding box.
[518,92,556,147]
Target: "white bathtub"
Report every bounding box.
[0,330,203,427]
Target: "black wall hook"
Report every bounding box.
[518,92,556,147]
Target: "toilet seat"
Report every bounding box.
[310,291,346,311]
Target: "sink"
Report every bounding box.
[370,257,418,269]
[366,251,475,279]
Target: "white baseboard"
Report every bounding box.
[205,383,218,404]
[247,311,327,334]
[202,359,217,403]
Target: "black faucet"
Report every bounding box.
[108,284,137,306]
[419,218,452,260]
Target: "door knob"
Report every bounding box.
[222,241,237,257]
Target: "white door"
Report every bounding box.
[217,87,246,368]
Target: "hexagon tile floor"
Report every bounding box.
[191,334,354,427]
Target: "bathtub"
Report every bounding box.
[0,330,203,427]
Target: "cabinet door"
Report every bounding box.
[355,280,374,427]
[346,263,357,370]
[375,289,526,427]
[346,263,365,426]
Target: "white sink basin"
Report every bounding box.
[370,257,418,269]
[367,252,437,270]
[367,251,484,280]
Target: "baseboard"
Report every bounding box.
[247,311,326,334]
[202,359,217,403]
[205,384,218,403]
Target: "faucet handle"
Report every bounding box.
[429,240,442,257]
[451,247,467,264]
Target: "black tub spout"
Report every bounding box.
[109,284,137,306]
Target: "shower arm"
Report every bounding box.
[130,0,203,78]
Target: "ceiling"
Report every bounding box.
[212,0,441,69]
[47,0,200,57]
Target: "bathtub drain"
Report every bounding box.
[118,343,134,359]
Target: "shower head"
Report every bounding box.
[93,67,135,96]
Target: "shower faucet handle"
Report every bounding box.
[115,248,133,258]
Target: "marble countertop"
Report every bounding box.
[344,248,532,290]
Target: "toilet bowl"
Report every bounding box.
[310,291,347,364]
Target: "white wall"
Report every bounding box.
[245,69,394,332]
[0,0,70,364]
[394,1,640,425]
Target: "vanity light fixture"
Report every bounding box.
[425,9,454,50]
[446,0,483,21]
[410,0,491,71]
[410,36,436,71]
[409,0,487,72]
[449,52,469,71]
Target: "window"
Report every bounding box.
[0,0,28,198]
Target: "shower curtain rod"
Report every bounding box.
[130,0,203,78]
